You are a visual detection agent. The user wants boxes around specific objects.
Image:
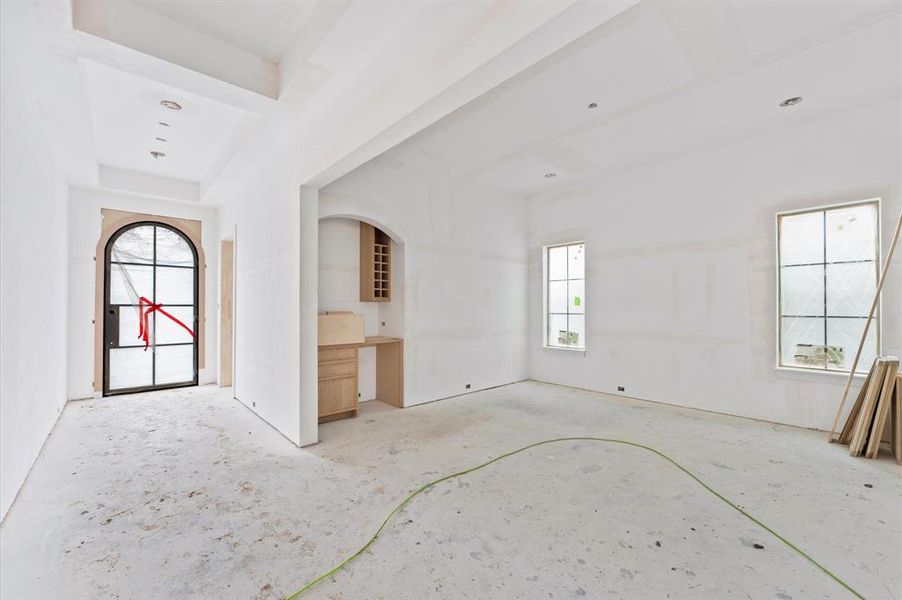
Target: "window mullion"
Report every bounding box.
[565,277,570,348]
[822,211,828,370]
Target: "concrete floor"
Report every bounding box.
[0,382,899,600]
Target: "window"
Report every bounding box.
[777,201,879,373]
[544,242,585,349]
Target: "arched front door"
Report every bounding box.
[103,222,199,395]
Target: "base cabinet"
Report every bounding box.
[318,347,358,423]
[316,338,403,423]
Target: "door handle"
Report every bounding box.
[106,305,120,349]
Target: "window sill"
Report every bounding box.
[543,345,586,353]
[774,366,867,380]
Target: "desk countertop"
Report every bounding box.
[320,336,402,349]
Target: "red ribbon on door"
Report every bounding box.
[137,296,196,350]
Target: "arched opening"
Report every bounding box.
[318,215,405,415]
[103,221,199,395]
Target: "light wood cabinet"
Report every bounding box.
[318,313,364,346]
[318,347,358,423]
[317,337,404,423]
[360,222,391,302]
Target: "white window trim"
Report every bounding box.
[542,241,587,352]
[775,365,867,379]
[774,198,882,375]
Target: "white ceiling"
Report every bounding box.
[390,0,901,198]
[47,0,899,204]
[132,0,319,63]
[62,0,635,201]
[81,59,259,185]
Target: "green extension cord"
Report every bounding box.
[285,437,863,599]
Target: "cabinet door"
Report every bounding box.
[359,223,376,302]
[319,375,358,417]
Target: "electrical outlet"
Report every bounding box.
[617,386,625,392]
[252,401,256,407]
[381,321,386,327]
[465,383,471,389]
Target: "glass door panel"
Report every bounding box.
[108,347,153,389]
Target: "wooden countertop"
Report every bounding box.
[319,336,402,349]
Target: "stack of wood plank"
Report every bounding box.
[837,356,902,463]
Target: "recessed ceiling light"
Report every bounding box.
[158,121,170,127]
[160,100,182,111]
[150,151,166,159]
[587,102,598,109]
[544,172,557,179]
[155,137,167,142]
[779,96,803,107]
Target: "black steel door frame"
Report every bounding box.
[103,221,199,396]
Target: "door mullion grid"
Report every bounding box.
[152,225,157,385]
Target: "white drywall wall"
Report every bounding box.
[215,158,304,445]
[0,5,70,520]
[66,187,219,400]
[527,100,901,430]
[299,186,318,445]
[321,151,529,406]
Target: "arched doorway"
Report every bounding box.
[317,215,405,408]
[103,221,199,395]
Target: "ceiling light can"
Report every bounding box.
[544,172,557,179]
[150,150,166,159]
[779,96,803,107]
[160,100,182,111]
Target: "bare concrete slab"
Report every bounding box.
[1,381,899,599]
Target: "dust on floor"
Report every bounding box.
[0,382,899,599]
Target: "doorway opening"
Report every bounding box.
[317,216,405,419]
[220,238,234,388]
[103,221,199,395]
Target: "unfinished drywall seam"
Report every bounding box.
[220,239,234,387]
[525,100,901,430]
[320,212,407,248]
[321,152,530,407]
[299,186,320,446]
